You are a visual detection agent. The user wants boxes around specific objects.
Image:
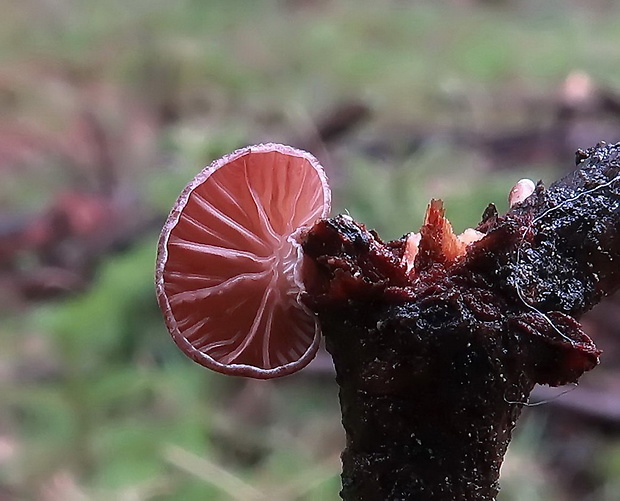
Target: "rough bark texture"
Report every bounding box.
[301,142,620,500]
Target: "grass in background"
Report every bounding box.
[2,0,620,499]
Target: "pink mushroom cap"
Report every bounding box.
[156,143,331,378]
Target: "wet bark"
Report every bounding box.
[301,142,620,500]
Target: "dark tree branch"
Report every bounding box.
[301,142,620,500]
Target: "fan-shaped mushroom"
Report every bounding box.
[155,143,331,378]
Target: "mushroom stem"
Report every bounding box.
[301,142,620,500]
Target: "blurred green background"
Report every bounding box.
[2,0,620,500]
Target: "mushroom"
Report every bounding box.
[155,143,331,378]
[508,178,536,208]
[402,201,485,275]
